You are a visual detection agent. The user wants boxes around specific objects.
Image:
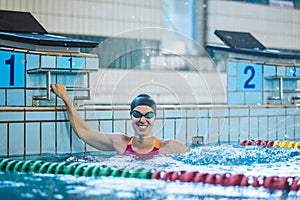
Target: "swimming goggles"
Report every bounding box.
[131,110,155,119]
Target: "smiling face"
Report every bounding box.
[131,105,155,137]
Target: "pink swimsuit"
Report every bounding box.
[124,137,160,156]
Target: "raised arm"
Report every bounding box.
[51,84,120,151]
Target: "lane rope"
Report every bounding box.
[240,139,300,149]
[0,157,299,191]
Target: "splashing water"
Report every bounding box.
[1,144,300,199]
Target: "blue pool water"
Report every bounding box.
[1,144,300,199]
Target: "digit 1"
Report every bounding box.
[5,55,15,86]
[68,57,73,69]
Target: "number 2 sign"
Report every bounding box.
[0,51,25,88]
[237,62,262,91]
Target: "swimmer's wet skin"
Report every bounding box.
[50,84,189,155]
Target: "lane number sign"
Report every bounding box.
[0,51,25,88]
[237,62,262,91]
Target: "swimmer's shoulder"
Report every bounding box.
[106,133,131,154]
[160,139,190,154]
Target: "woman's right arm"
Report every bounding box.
[51,84,121,151]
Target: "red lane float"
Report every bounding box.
[152,170,300,191]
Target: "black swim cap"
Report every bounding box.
[130,94,156,113]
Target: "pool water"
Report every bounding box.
[1,144,300,199]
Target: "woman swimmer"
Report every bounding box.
[51,84,189,156]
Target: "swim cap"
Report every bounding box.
[130,94,156,113]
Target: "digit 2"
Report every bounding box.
[244,65,255,89]
[5,55,15,86]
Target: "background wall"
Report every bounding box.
[1,0,299,51]
[206,0,300,51]
[0,0,162,40]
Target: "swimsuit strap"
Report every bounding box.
[153,138,161,149]
[124,137,160,155]
[127,137,160,148]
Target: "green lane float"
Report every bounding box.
[0,157,299,192]
[240,139,300,149]
[0,158,152,179]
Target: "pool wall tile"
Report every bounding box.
[126,120,134,136]
[9,123,24,155]
[176,119,187,144]
[163,120,176,139]
[283,79,297,90]
[267,117,278,140]
[41,123,55,153]
[57,73,84,87]
[26,53,40,70]
[0,90,5,106]
[276,117,287,138]
[114,110,130,119]
[227,61,237,76]
[7,90,25,106]
[186,118,198,137]
[285,115,296,137]
[198,118,208,139]
[277,66,286,76]
[295,116,300,137]
[227,92,244,105]
[228,117,239,142]
[0,111,24,121]
[245,92,262,105]
[264,65,276,76]
[26,123,40,154]
[219,118,229,142]
[100,121,113,133]
[199,109,209,117]
[209,109,226,117]
[0,124,7,155]
[86,110,113,120]
[26,111,55,121]
[264,80,273,92]
[229,108,245,117]
[249,118,259,139]
[164,109,185,118]
[41,55,56,68]
[57,111,68,121]
[227,76,237,91]
[186,109,201,118]
[258,117,268,139]
[37,93,57,106]
[86,57,99,70]
[71,130,85,153]
[57,122,71,154]
[153,120,163,139]
[250,108,268,116]
[206,118,219,144]
[86,121,99,132]
[239,118,249,139]
[114,120,126,133]
[26,73,46,88]
[25,90,38,106]
[57,56,85,69]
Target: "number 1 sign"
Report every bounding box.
[237,62,262,91]
[0,51,25,88]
